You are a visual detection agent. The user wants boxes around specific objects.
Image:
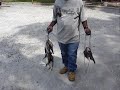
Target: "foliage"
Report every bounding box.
[4,0,55,3]
[36,0,55,3]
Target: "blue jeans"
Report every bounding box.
[58,42,79,72]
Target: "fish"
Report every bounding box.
[43,39,54,70]
[83,47,95,64]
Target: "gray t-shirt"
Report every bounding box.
[53,0,87,44]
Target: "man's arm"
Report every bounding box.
[47,20,57,34]
[47,4,57,34]
[49,20,57,27]
[82,20,91,35]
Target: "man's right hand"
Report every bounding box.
[47,20,57,34]
[47,25,53,34]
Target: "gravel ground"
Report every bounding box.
[0,2,120,90]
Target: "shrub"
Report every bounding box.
[36,0,55,3]
[4,0,55,3]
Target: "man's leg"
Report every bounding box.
[67,42,79,72]
[58,42,68,67]
[67,42,79,81]
[58,43,68,74]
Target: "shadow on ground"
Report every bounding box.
[0,12,120,90]
[86,6,120,15]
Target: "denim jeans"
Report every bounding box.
[58,42,79,72]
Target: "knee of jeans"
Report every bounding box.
[68,50,77,56]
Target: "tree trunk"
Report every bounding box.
[0,0,2,6]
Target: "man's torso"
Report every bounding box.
[54,0,84,44]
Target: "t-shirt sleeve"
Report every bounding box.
[80,1,87,22]
[52,5,57,21]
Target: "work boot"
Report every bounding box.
[68,72,75,81]
[59,67,68,74]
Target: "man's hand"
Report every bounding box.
[47,25,53,34]
[84,27,91,35]
[47,20,57,34]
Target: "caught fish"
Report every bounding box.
[83,47,95,64]
[43,38,54,70]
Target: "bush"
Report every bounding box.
[16,0,32,2]
[4,0,55,3]
[36,0,55,3]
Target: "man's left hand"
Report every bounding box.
[84,28,91,35]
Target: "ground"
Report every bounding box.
[0,2,120,90]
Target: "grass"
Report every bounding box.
[4,0,55,3]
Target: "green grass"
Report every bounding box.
[36,0,55,3]
[4,0,55,3]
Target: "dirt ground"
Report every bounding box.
[0,2,120,90]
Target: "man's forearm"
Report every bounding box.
[49,20,57,27]
[82,20,91,35]
[82,20,88,29]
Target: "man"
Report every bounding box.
[47,0,91,81]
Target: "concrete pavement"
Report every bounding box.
[0,2,120,90]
